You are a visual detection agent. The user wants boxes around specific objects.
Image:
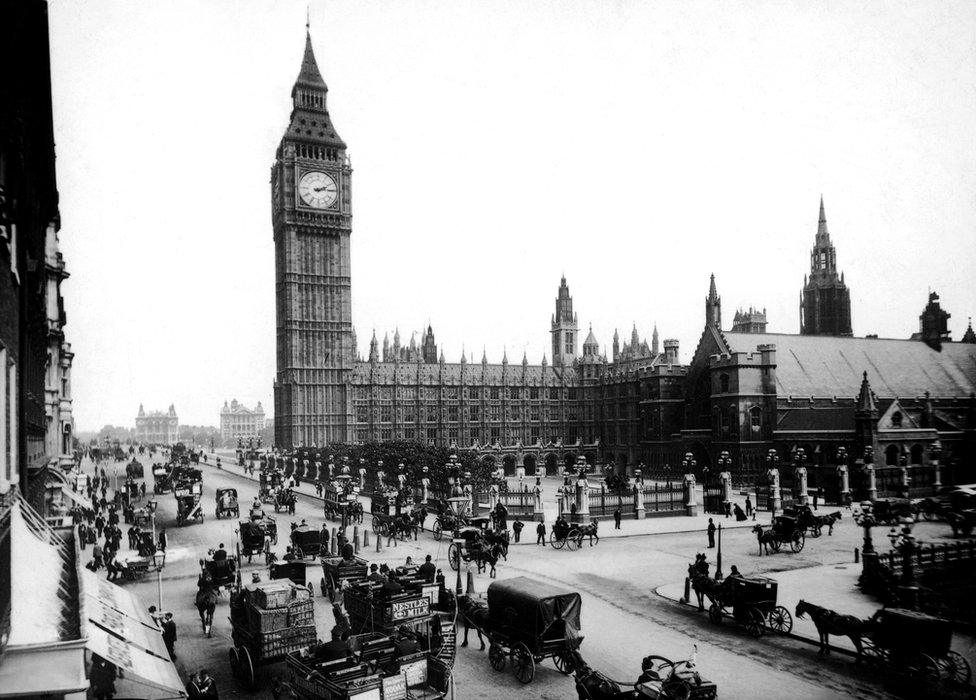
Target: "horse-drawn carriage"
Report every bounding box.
[753,515,805,554]
[152,464,173,494]
[125,459,144,479]
[550,519,600,551]
[430,499,468,541]
[861,607,971,686]
[215,488,240,519]
[203,555,238,593]
[574,652,719,700]
[228,580,317,689]
[448,525,494,572]
[290,523,325,560]
[856,497,916,526]
[707,575,793,638]
[475,576,584,685]
[320,554,369,602]
[239,517,277,563]
[133,506,152,529]
[273,488,297,513]
[175,481,204,525]
[124,479,141,504]
[783,504,841,538]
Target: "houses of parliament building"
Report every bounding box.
[273,30,976,480]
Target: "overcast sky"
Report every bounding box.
[49,1,976,430]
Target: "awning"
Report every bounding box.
[81,571,186,698]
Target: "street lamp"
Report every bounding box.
[446,495,470,595]
[681,452,696,474]
[151,550,166,611]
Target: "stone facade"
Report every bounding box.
[135,404,179,445]
[220,399,266,444]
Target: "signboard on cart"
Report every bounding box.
[389,597,430,622]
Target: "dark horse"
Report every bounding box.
[473,542,505,578]
[795,600,867,661]
[457,594,490,650]
[752,524,777,555]
[195,571,219,637]
[687,554,722,611]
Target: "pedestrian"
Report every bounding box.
[148,605,161,628]
[158,528,167,552]
[724,500,731,518]
[745,495,753,519]
[140,482,146,499]
[92,542,104,570]
[536,521,547,546]
[95,514,105,538]
[161,612,177,660]
[89,654,117,700]
[706,518,716,548]
[127,526,137,550]
[613,508,622,530]
[186,669,218,699]
[512,519,524,543]
[79,522,88,550]
[386,525,397,548]
[812,489,819,511]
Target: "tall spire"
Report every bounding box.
[705,274,722,328]
[817,195,830,244]
[296,27,328,91]
[855,371,878,415]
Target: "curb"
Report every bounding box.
[652,585,858,658]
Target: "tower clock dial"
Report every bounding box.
[298,171,338,209]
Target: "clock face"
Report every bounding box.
[298,171,338,209]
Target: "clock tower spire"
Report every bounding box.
[272,27,354,449]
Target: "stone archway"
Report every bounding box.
[523,454,537,476]
[563,453,577,471]
[544,453,558,475]
[502,455,517,476]
[885,444,900,466]
[910,444,924,465]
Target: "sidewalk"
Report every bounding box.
[656,563,976,662]
[210,452,761,540]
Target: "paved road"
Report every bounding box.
[87,451,960,699]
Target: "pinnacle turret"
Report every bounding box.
[856,371,878,415]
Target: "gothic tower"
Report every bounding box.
[272,28,354,448]
[551,276,578,366]
[705,274,721,328]
[800,198,852,336]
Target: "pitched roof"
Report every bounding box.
[352,361,578,386]
[722,331,976,398]
[776,406,855,432]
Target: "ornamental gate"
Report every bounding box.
[703,478,724,514]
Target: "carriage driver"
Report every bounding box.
[250,496,263,520]
[212,543,228,561]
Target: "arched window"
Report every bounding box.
[750,406,762,433]
[891,412,903,428]
[712,407,722,435]
[885,444,899,466]
[910,444,923,465]
[728,406,738,437]
[719,373,730,393]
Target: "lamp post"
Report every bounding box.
[681,452,697,476]
[446,492,469,595]
[151,550,166,611]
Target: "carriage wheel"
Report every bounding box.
[448,543,461,571]
[745,607,765,638]
[768,606,793,634]
[810,524,822,538]
[488,644,507,672]
[228,647,241,678]
[433,520,443,541]
[239,645,256,689]
[371,516,381,534]
[549,531,564,550]
[790,531,805,553]
[511,643,535,684]
[938,650,972,685]
[707,603,723,624]
[566,529,581,551]
[907,654,941,684]
[553,652,575,675]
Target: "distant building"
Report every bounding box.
[220,399,266,444]
[135,404,179,445]
[911,291,952,350]
[731,307,768,334]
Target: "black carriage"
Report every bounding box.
[269,560,313,596]
[370,491,412,538]
[125,459,144,479]
[124,479,141,504]
[549,520,586,551]
[320,554,369,601]
[290,523,325,560]
[215,488,240,519]
[133,507,151,529]
[448,525,489,571]
[869,497,917,525]
[152,464,173,494]
[175,481,204,525]
[576,653,718,700]
[322,476,358,521]
[273,488,297,513]
[862,607,971,686]
[204,556,238,592]
[239,517,277,563]
[430,499,469,541]
[482,576,583,684]
[707,576,793,638]
[763,515,806,553]
[228,580,317,689]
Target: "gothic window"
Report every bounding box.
[426,428,437,445]
[449,429,459,443]
[490,387,500,399]
[531,428,540,442]
[512,405,521,421]
[404,428,415,441]
[470,405,480,421]
[356,405,368,423]
[448,387,459,399]
[381,429,392,441]
[891,412,903,428]
[448,406,458,422]
[510,387,520,400]
[719,373,730,393]
[530,387,539,400]
[490,428,500,441]
[885,444,899,466]
[750,406,762,433]
[531,406,540,422]
[404,409,415,423]
[910,444,923,465]
[568,388,578,400]
[728,406,738,437]
[356,429,368,443]
[381,406,392,423]
[491,405,501,421]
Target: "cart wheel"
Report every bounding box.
[790,531,805,553]
[488,644,507,672]
[745,607,765,638]
[707,603,723,624]
[938,650,972,685]
[228,647,240,678]
[239,645,256,689]
[908,654,941,684]
[662,678,692,700]
[448,543,461,571]
[511,643,535,684]
[549,531,563,550]
[567,529,581,551]
[553,652,575,675]
[372,516,381,534]
[810,524,822,538]
[433,520,443,541]
[861,639,887,669]
[768,605,793,634]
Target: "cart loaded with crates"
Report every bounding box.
[706,575,793,638]
[269,560,315,597]
[175,481,204,526]
[320,554,369,602]
[228,579,317,689]
[862,607,971,686]
[480,576,584,685]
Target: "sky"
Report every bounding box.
[48,0,976,430]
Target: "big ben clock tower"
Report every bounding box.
[272,29,354,448]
